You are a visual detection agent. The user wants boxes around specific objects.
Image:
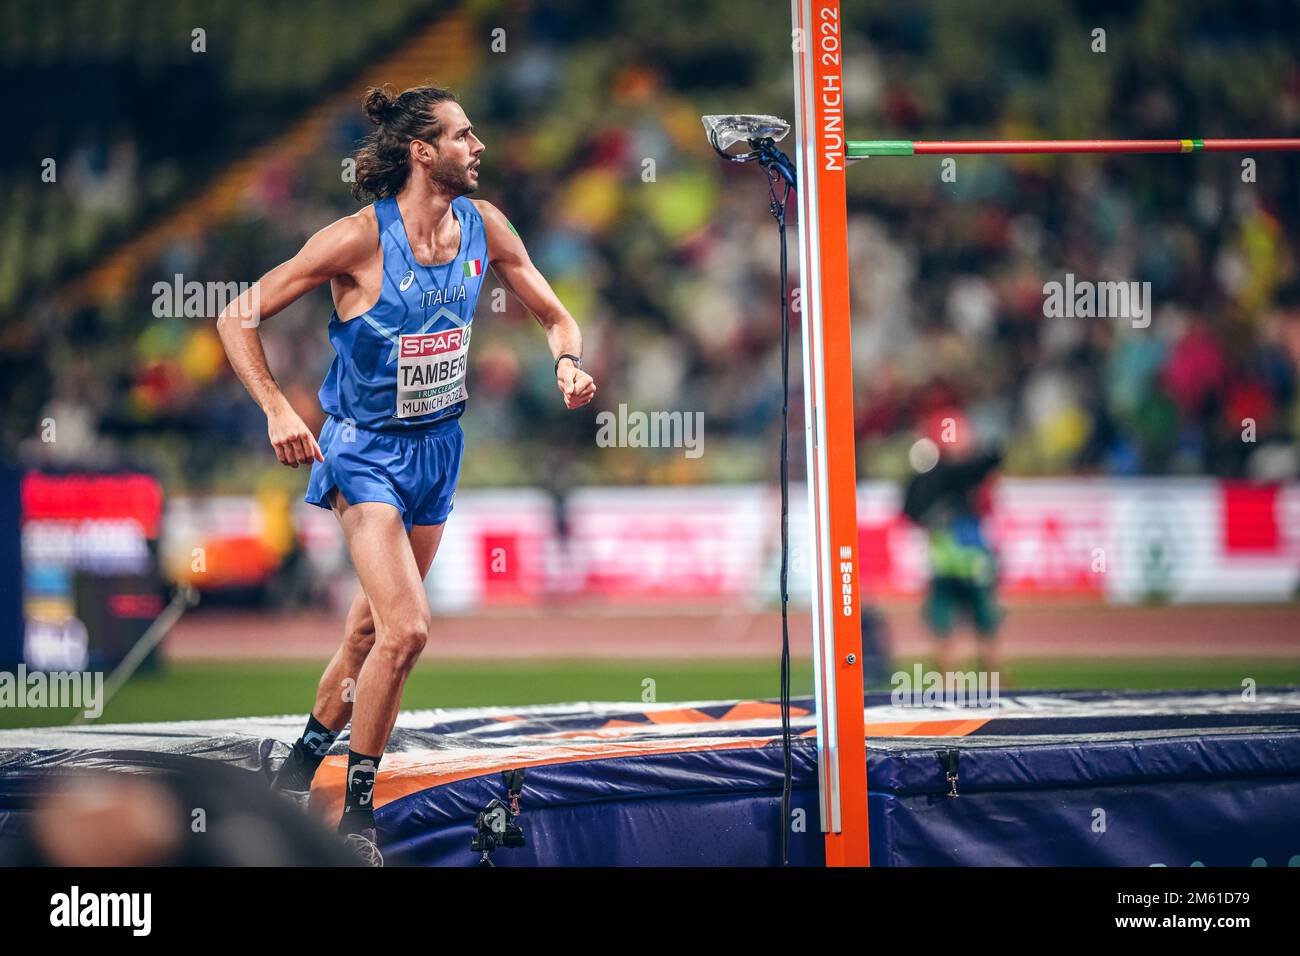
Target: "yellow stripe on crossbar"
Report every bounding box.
[1180,139,1195,153]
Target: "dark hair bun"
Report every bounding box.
[362,87,395,125]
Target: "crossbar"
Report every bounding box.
[848,138,1300,158]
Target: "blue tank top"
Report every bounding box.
[318,195,488,432]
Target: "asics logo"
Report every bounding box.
[399,271,415,292]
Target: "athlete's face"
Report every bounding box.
[425,101,484,196]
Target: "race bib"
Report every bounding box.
[397,326,471,419]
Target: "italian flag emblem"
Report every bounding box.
[464,259,483,278]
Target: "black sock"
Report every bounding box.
[274,714,340,791]
[339,749,382,834]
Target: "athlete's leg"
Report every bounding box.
[272,514,443,793]
[311,521,444,731]
[328,494,435,834]
[342,511,438,753]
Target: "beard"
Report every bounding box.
[428,154,477,196]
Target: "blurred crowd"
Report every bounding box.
[6,0,1300,493]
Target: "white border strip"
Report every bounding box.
[791,0,841,833]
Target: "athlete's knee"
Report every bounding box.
[376,613,430,670]
[398,613,431,659]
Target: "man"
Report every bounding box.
[216,84,596,864]
[901,415,1003,680]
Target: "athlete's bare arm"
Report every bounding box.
[216,210,378,467]
[476,200,597,410]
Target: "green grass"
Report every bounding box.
[2,657,1297,729]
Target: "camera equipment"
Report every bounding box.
[470,768,526,866]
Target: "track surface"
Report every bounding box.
[165,603,1300,660]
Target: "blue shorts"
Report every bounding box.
[305,415,464,530]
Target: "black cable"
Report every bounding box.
[711,132,798,864]
[766,168,794,867]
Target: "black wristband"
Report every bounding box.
[555,353,582,374]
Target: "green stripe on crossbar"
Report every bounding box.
[847,140,915,158]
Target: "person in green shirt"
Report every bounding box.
[903,440,1004,678]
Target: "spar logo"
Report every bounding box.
[400,327,468,357]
